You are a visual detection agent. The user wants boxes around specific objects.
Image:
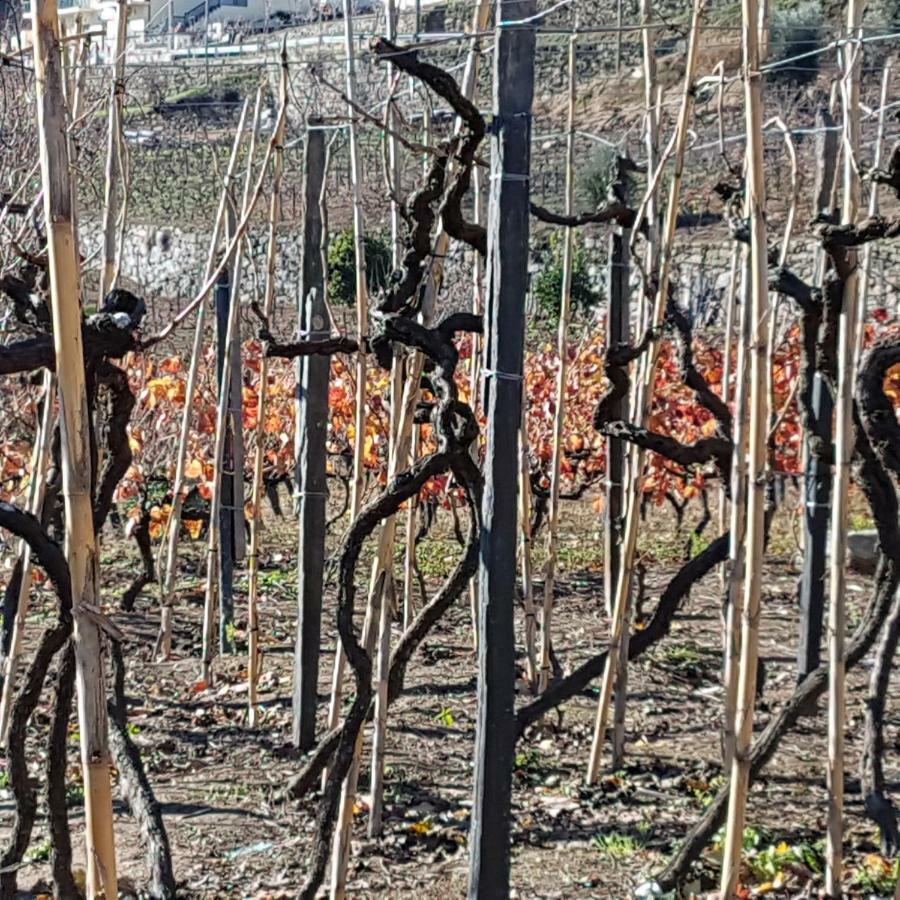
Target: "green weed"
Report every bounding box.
[434,707,456,728]
[25,838,52,863]
[594,832,644,860]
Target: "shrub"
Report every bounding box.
[578,146,619,211]
[326,228,392,307]
[767,0,825,84]
[866,0,900,27]
[532,231,602,322]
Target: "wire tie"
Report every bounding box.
[481,368,523,382]
[295,327,333,339]
[489,172,530,183]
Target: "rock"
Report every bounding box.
[848,529,879,574]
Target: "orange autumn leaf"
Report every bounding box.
[184,458,203,479]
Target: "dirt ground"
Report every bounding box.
[1,492,896,899]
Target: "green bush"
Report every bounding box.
[532,231,602,322]
[767,0,825,84]
[326,228,392,307]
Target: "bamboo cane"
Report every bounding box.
[343,0,368,524]
[200,93,263,685]
[719,0,771,892]
[328,582,382,899]
[367,2,404,833]
[721,250,750,772]
[98,0,127,302]
[610,15,660,751]
[330,353,423,878]
[418,0,493,316]
[722,244,752,771]
[60,17,75,107]
[246,51,288,727]
[402,426,421,630]
[331,0,493,875]
[156,100,249,660]
[465,154,484,644]
[63,17,87,306]
[220,87,262,650]
[585,0,704,783]
[145,97,285,350]
[620,4,659,664]
[33,1,117,891]
[540,25,577,695]
[0,371,55,742]
[322,0,372,768]
[634,0,661,441]
[324,0,492,782]
[826,6,863,893]
[400,104,435,631]
[856,62,890,373]
[762,119,797,513]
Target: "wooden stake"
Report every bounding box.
[469,2,535,895]
[292,119,330,751]
[540,25,577,694]
[0,372,55,742]
[826,5,863,893]
[717,243,740,591]
[719,0,770,890]
[247,49,288,727]
[34,0,117,890]
[156,101,249,660]
[98,0,127,302]
[856,63,890,372]
[586,0,704,783]
[201,95,263,685]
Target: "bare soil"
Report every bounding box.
[1,495,896,899]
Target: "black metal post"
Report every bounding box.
[469,4,535,897]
